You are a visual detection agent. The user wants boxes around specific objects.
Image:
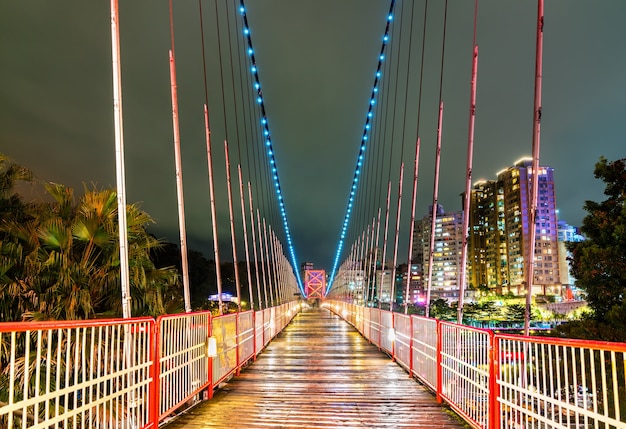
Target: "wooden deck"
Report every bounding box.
[162,306,469,428]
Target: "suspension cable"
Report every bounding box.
[327,0,397,292]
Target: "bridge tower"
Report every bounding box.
[304,269,326,299]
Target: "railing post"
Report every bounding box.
[436,319,443,404]
[261,309,265,348]
[150,319,160,427]
[253,310,257,361]
[489,333,499,429]
[207,314,214,400]
[391,311,396,362]
[235,313,241,376]
[408,315,413,379]
[378,309,382,348]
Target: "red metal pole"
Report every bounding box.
[207,314,214,399]
[224,141,242,312]
[373,208,381,307]
[524,0,544,336]
[425,101,444,318]
[489,333,500,429]
[235,313,241,376]
[238,166,254,311]
[389,162,405,313]
[252,310,257,361]
[203,105,224,315]
[408,315,414,378]
[404,138,421,315]
[380,182,392,309]
[169,51,192,313]
[458,43,479,324]
[364,219,375,304]
[435,318,443,404]
[391,312,396,362]
[257,210,269,309]
[247,183,263,310]
[149,320,160,426]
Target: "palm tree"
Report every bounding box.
[0,154,36,321]
[28,183,180,320]
[0,154,181,321]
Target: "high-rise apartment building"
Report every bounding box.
[410,158,563,303]
[557,220,584,295]
[468,180,508,293]
[412,205,465,302]
[469,158,561,296]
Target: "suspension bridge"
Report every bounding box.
[1,0,625,428]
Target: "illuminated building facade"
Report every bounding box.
[468,180,508,293]
[557,220,584,298]
[413,205,465,302]
[469,158,562,296]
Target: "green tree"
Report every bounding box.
[0,154,181,320]
[505,303,526,324]
[564,157,626,340]
[0,154,35,321]
[152,243,213,311]
[463,300,500,324]
[429,298,456,321]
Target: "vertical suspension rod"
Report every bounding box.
[169,51,192,313]
[262,218,274,307]
[425,101,444,318]
[110,0,131,318]
[257,209,269,308]
[404,138,421,314]
[389,162,404,313]
[458,44,479,324]
[239,167,254,310]
[224,141,242,312]
[204,105,224,314]
[248,182,262,309]
[525,0,544,336]
[379,182,392,308]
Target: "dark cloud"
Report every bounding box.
[2,1,625,274]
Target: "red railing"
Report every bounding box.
[325,300,626,429]
[0,317,156,428]
[0,302,300,428]
[3,300,624,429]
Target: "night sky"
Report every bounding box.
[2,1,625,274]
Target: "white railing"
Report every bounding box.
[497,334,626,429]
[411,316,438,390]
[0,302,301,429]
[440,322,492,429]
[157,311,210,421]
[392,313,411,372]
[326,300,626,429]
[0,317,156,429]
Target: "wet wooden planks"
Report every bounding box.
[162,306,469,429]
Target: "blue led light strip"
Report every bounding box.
[239,1,304,293]
[326,0,396,294]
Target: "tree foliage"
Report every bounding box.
[565,157,626,340]
[0,154,181,321]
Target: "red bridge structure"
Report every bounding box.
[1,302,625,429]
[305,269,326,300]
